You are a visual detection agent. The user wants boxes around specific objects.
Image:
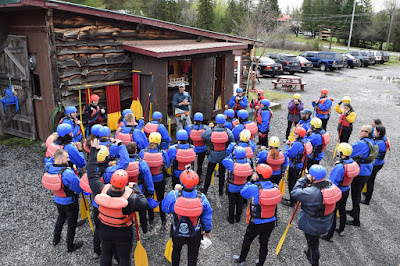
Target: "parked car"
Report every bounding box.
[372,51,383,64]
[296,56,313,72]
[266,53,301,75]
[341,54,349,68]
[347,50,371,67]
[345,54,361,68]
[256,57,283,77]
[381,51,390,63]
[368,51,376,65]
[299,51,344,71]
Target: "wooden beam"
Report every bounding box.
[67,80,124,90]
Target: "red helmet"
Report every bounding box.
[320,89,328,95]
[257,89,264,95]
[256,164,272,179]
[111,170,128,189]
[294,127,306,138]
[180,167,199,189]
[90,94,100,102]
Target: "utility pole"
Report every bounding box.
[386,5,396,51]
[347,0,356,52]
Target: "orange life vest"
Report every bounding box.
[45,135,63,158]
[79,174,92,194]
[175,146,196,171]
[321,185,342,216]
[340,161,360,186]
[42,168,73,198]
[115,132,133,145]
[249,184,282,220]
[266,151,285,171]
[143,149,164,175]
[189,126,205,147]
[244,122,258,140]
[210,129,228,151]
[229,159,253,185]
[174,191,203,229]
[144,123,159,137]
[338,111,352,127]
[316,98,332,115]
[126,160,140,184]
[95,184,135,227]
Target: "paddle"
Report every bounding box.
[164,238,173,263]
[279,176,285,197]
[130,71,144,119]
[78,89,86,139]
[81,193,94,234]
[333,124,344,159]
[133,212,148,266]
[276,202,300,255]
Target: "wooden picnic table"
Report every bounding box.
[272,75,306,91]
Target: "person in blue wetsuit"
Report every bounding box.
[143,111,172,150]
[256,99,273,146]
[305,118,326,170]
[298,109,312,133]
[162,167,213,266]
[226,129,256,160]
[115,113,148,150]
[223,109,237,130]
[229,88,248,116]
[60,106,83,143]
[312,89,332,131]
[232,164,281,266]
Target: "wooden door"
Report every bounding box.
[0,35,37,140]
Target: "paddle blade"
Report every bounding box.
[154,192,160,213]
[276,223,292,255]
[107,112,121,131]
[130,100,143,119]
[285,165,289,180]
[80,197,88,220]
[134,241,148,266]
[164,238,173,263]
[288,128,295,142]
[362,184,367,193]
[279,179,285,197]
[333,142,339,159]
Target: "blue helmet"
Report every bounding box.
[193,112,203,121]
[215,114,226,124]
[234,146,246,159]
[309,165,326,180]
[152,111,162,120]
[122,109,133,117]
[237,109,249,120]
[65,106,77,115]
[98,126,111,137]
[261,99,270,107]
[176,129,188,141]
[224,109,235,118]
[301,109,313,116]
[57,124,73,137]
[91,124,102,136]
[236,87,243,93]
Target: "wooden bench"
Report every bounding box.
[272,75,306,91]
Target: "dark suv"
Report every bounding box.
[347,51,371,67]
[266,53,301,75]
[299,51,344,71]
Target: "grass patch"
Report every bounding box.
[249,90,292,102]
[0,136,41,148]
[256,48,303,56]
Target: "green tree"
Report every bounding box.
[197,0,215,30]
[64,0,105,8]
[223,0,247,33]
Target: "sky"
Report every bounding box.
[278,0,391,14]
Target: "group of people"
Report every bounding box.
[40,86,389,266]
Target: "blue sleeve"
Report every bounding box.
[139,160,154,194]
[162,150,171,168]
[311,101,316,108]
[249,140,256,151]
[159,124,172,144]
[136,119,144,130]
[259,110,271,132]
[201,129,212,141]
[201,194,213,232]
[137,150,145,159]
[240,182,258,200]
[221,157,234,171]
[167,146,177,161]
[173,94,179,108]
[286,142,302,159]
[227,129,235,143]
[184,125,191,136]
[62,169,83,194]
[351,141,368,158]
[65,144,86,168]
[232,124,244,141]
[329,164,345,187]
[44,156,54,167]
[283,152,288,170]
[228,96,236,108]
[257,150,268,163]
[116,145,130,169]
[226,143,236,155]
[318,99,332,111]
[132,129,149,149]
[291,177,314,203]
[239,97,248,108]
[161,190,176,214]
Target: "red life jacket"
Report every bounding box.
[174,191,203,227]
[237,142,253,159]
[256,109,273,125]
[338,111,352,127]
[84,105,103,124]
[79,174,92,194]
[321,185,342,216]
[244,122,258,140]
[45,135,63,158]
[210,128,228,151]
[144,123,159,138]
[143,149,164,175]
[289,101,301,115]
[248,183,282,220]
[340,161,360,186]
[176,146,196,171]
[189,126,205,147]
[95,184,135,227]
[229,159,253,185]
[266,151,285,171]
[321,132,330,152]
[316,98,333,115]
[126,161,140,183]
[42,168,72,198]
[115,132,132,145]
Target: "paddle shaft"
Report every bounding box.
[333,124,344,159]
[276,202,301,255]
[133,212,141,242]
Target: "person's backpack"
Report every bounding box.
[363,139,379,163]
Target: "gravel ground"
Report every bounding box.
[1,63,399,266]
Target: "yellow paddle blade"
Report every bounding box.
[130,100,143,119]
[336,209,340,218]
[107,112,121,131]
[166,166,172,175]
[134,240,148,266]
[285,165,289,180]
[164,238,173,263]
[81,194,94,234]
[80,197,88,220]
[154,192,160,213]
[362,184,367,193]
[276,223,292,255]
[288,128,295,142]
[333,142,339,159]
[279,179,285,197]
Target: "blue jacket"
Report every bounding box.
[305,130,325,161]
[285,139,306,169]
[60,117,82,143]
[116,125,149,150]
[221,157,251,193]
[232,123,245,141]
[138,147,170,182]
[201,126,235,163]
[241,181,277,224]
[45,164,82,205]
[185,124,208,154]
[351,137,374,176]
[257,149,288,175]
[148,121,172,150]
[229,95,248,111]
[129,156,154,195]
[291,178,334,236]
[257,108,272,133]
[122,118,144,130]
[167,143,195,178]
[58,142,86,169]
[226,141,256,157]
[312,97,332,119]
[329,158,354,192]
[375,137,388,165]
[162,189,213,233]
[298,118,311,132]
[102,145,130,184]
[224,119,236,131]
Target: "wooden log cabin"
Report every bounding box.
[0,0,258,141]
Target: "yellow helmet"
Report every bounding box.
[268,136,280,148]
[239,129,251,142]
[97,145,110,163]
[338,143,353,156]
[310,117,322,129]
[149,132,162,145]
[293,93,301,100]
[342,96,351,103]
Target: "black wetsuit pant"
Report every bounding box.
[326,189,350,238]
[338,124,352,143]
[350,175,369,224]
[288,166,302,203]
[305,233,320,266]
[228,191,243,222]
[203,162,226,195]
[365,164,384,202]
[196,151,207,183]
[99,223,133,266]
[172,231,202,266]
[148,180,166,223]
[54,201,79,250]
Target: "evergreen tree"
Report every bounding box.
[197,0,215,30]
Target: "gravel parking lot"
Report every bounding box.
[0,63,399,266]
